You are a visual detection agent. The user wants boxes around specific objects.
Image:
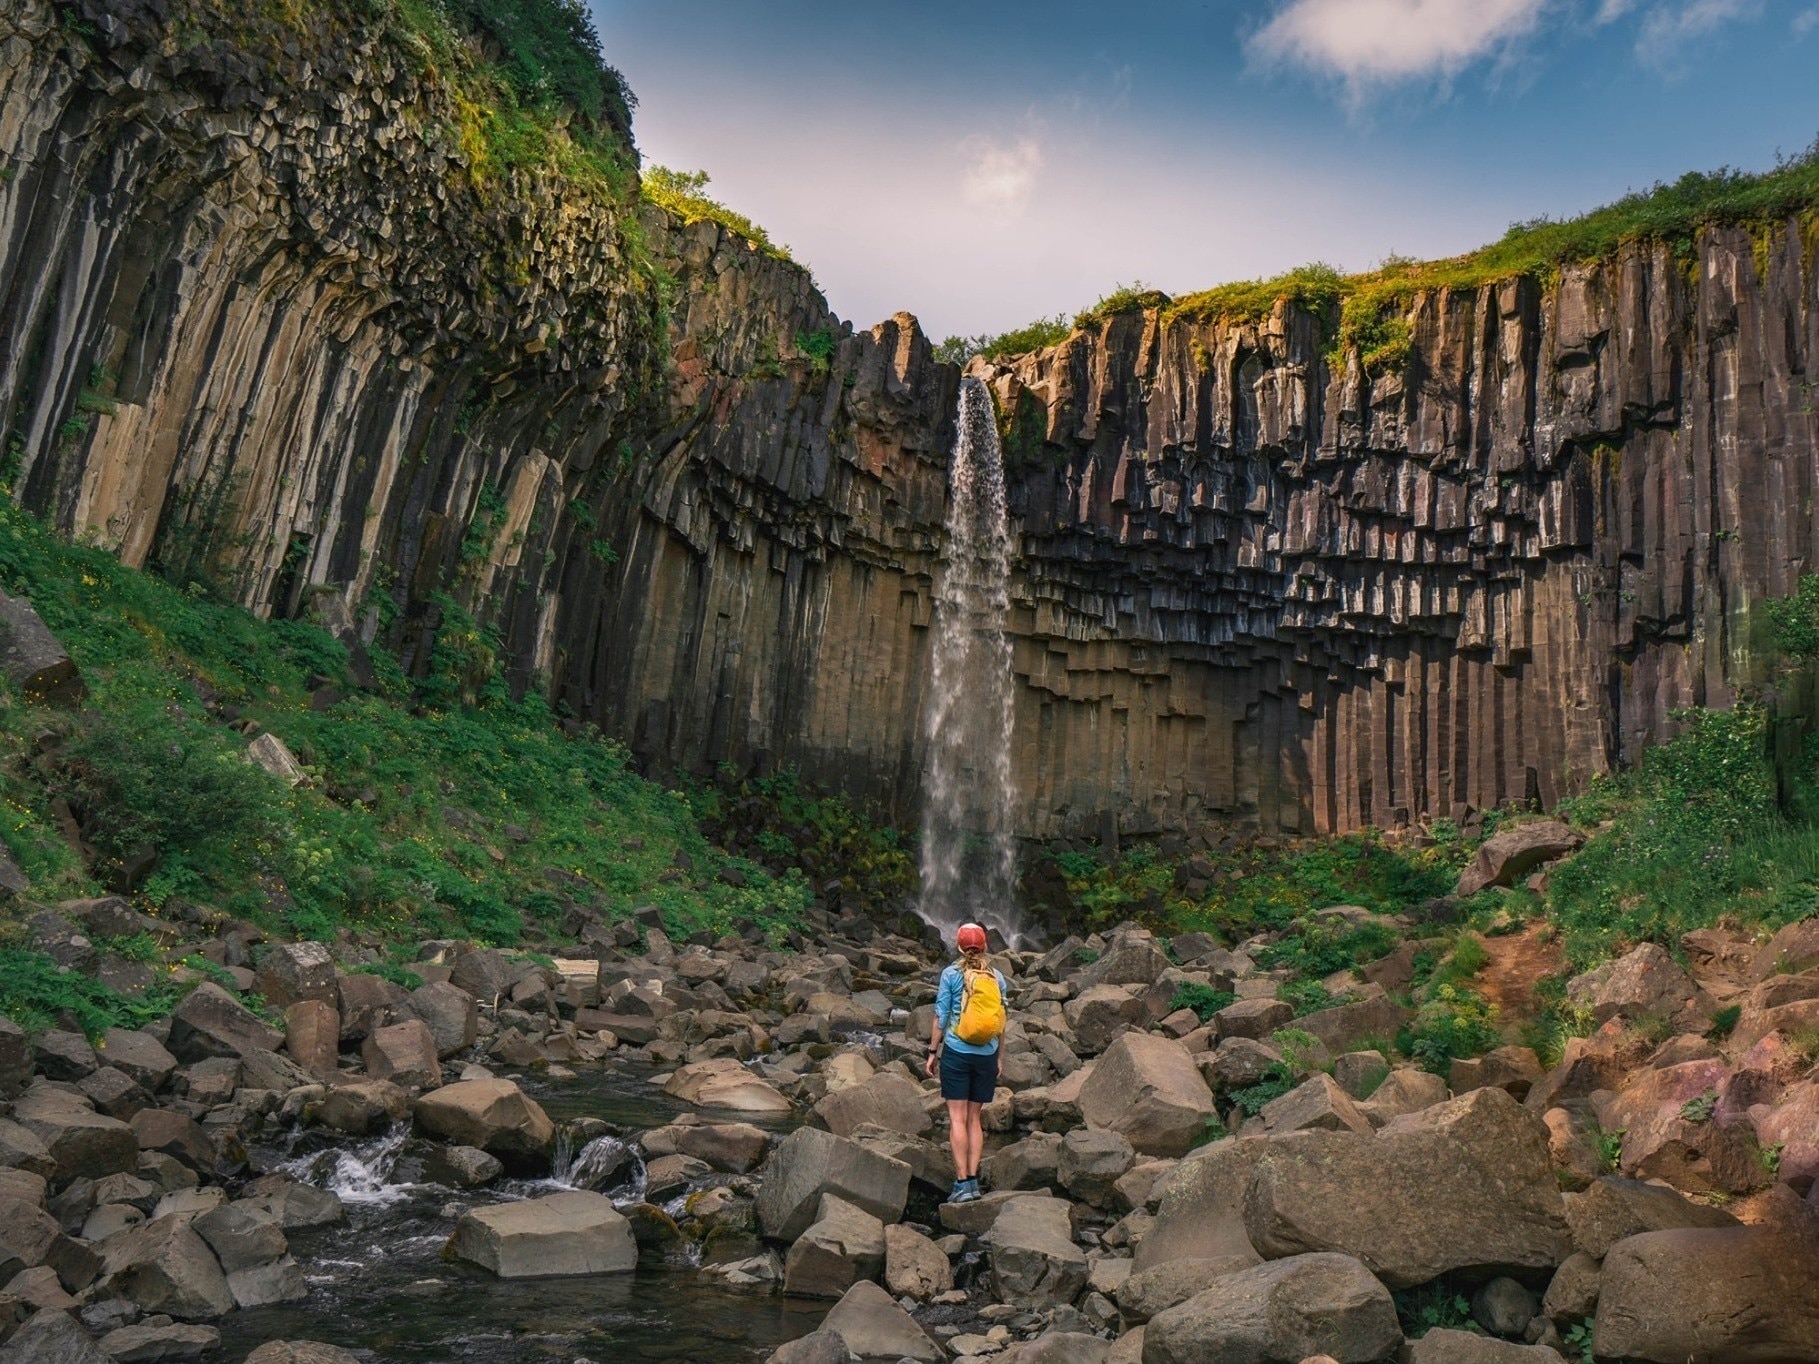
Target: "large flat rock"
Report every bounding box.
[450,1191,635,1278]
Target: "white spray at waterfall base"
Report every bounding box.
[918,375,1023,947]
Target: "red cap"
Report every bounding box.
[957,923,987,952]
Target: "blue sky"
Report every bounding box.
[594,1,1819,339]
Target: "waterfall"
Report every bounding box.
[918,376,1021,946]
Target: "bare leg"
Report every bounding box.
[945,1099,970,1181]
[960,1100,985,1179]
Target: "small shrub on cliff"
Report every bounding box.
[1256,911,1399,977]
[642,167,791,262]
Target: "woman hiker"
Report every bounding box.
[924,921,1008,1204]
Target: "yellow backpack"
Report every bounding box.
[952,966,1006,1046]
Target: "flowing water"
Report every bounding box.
[919,376,1023,946]
[213,1068,824,1362]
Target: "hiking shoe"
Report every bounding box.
[952,1179,983,1204]
[947,1180,967,1203]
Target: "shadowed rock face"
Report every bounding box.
[6,0,1818,840]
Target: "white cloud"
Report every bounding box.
[1595,0,1637,20]
[1797,6,1819,35]
[959,136,1043,216]
[1634,0,1761,71]
[1248,0,1552,88]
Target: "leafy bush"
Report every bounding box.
[0,949,176,1037]
[642,167,791,261]
[1405,984,1500,1074]
[1549,704,1814,966]
[1257,913,1399,977]
[1169,981,1234,1022]
[1394,1281,1481,1338]
[932,315,1073,366]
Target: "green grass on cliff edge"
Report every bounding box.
[948,138,1819,366]
[0,496,812,951]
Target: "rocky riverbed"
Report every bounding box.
[0,892,1816,1363]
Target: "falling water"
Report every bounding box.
[918,376,1021,945]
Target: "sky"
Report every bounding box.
[594,0,1819,341]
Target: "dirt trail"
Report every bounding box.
[1475,922,1565,1029]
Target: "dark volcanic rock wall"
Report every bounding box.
[4,0,1817,840]
[576,230,1819,839]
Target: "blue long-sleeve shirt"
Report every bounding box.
[935,963,1008,1055]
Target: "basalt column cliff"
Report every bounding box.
[3,2,1817,841]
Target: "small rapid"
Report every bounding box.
[214,1068,825,1362]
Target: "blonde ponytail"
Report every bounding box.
[960,946,989,973]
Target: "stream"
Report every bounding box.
[211,1067,827,1362]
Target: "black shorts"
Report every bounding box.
[939,1047,998,1103]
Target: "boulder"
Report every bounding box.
[283,1001,340,1080]
[1243,1088,1571,1288]
[1448,1046,1543,1101]
[1595,1224,1819,1363]
[1471,1276,1538,1337]
[815,1072,930,1138]
[167,985,284,1063]
[0,1018,31,1099]
[253,943,338,1010]
[1566,944,1705,1030]
[1059,1129,1136,1208]
[1065,986,1148,1054]
[1295,997,1413,1058]
[360,1019,442,1089]
[662,1058,792,1115]
[1751,917,1819,980]
[0,590,84,705]
[310,1077,405,1137]
[985,1194,1088,1307]
[413,1079,555,1164]
[818,1279,943,1362]
[1203,1037,1284,1091]
[1756,1080,1819,1190]
[1540,1251,1601,1326]
[334,973,407,1043]
[400,981,478,1058]
[98,1321,221,1361]
[883,1223,952,1299]
[246,732,304,785]
[35,1031,98,1081]
[1355,1068,1450,1127]
[783,1194,885,1299]
[13,1090,138,1182]
[1213,998,1294,1041]
[1455,821,1579,897]
[1563,1177,1738,1259]
[1136,1140,1270,1271]
[449,1191,635,1278]
[766,1331,854,1364]
[1142,1252,1402,1364]
[641,1121,769,1173]
[0,1308,108,1363]
[1332,1051,1391,1100]
[1258,1075,1374,1135]
[1080,929,1173,988]
[1116,1255,1259,1324]
[986,1131,1063,1192]
[1406,1330,1566,1362]
[98,1030,177,1092]
[755,1128,911,1242]
[96,1217,234,1319]
[1007,1333,1113,1364]
[423,1144,503,1188]
[129,1109,216,1175]
[1078,1033,1217,1157]
[243,1342,364,1364]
